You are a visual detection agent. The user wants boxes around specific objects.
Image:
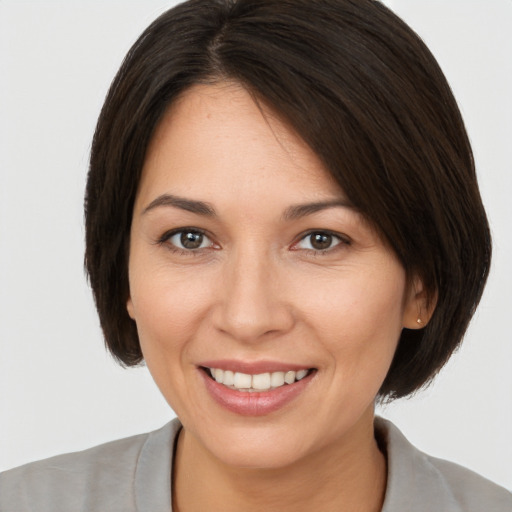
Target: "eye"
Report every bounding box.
[294,231,347,252]
[161,229,214,251]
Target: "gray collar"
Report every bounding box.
[134,417,467,512]
[377,417,463,512]
[135,419,180,512]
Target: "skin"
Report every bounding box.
[127,82,426,511]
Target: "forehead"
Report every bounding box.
[137,82,344,208]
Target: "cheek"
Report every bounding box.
[127,264,215,412]
[128,260,214,362]
[299,267,405,372]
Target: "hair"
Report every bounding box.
[85,0,491,400]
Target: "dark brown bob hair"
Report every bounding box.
[85,0,491,400]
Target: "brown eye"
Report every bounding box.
[294,231,345,252]
[166,230,211,251]
[180,231,204,249]
[310,233,333,250]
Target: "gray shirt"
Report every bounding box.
[1,418,510,511]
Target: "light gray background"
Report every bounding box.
[1,0,511,490]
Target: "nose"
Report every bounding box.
[213,246,295,343]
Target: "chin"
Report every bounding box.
[192,421,318,470]
[213,442,307,470]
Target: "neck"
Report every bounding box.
[172,408,386,512]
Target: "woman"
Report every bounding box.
[1,0,511,510]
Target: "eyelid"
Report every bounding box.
[157,226,204,242]
[156,227,218,252]
[155,227,349,254]
[291,229,351,251]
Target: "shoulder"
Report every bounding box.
[428,454,512,511]
[376,417,512,512]
[0,419,181,512]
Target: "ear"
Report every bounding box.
[126,297,135,320]
[402,275,436,329]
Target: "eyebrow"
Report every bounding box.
[282,199,357,221]
[142,193,355,220]
[142,194,216,216]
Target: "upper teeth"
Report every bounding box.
[209,368,310,392]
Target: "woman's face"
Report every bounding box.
[127,83,421,469]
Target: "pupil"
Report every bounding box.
[181,231,203,249]
[311,233,332,250]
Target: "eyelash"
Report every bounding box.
[291,230,350,255]
[156,228,350,256]
[156,227,215,257]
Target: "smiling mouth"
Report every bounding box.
[202,367,316,392]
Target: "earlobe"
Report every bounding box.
[127,297,135,320]
[402,276,436,330]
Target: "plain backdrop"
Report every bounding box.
[1,0,511,490]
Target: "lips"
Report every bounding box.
[198,361,316,416]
